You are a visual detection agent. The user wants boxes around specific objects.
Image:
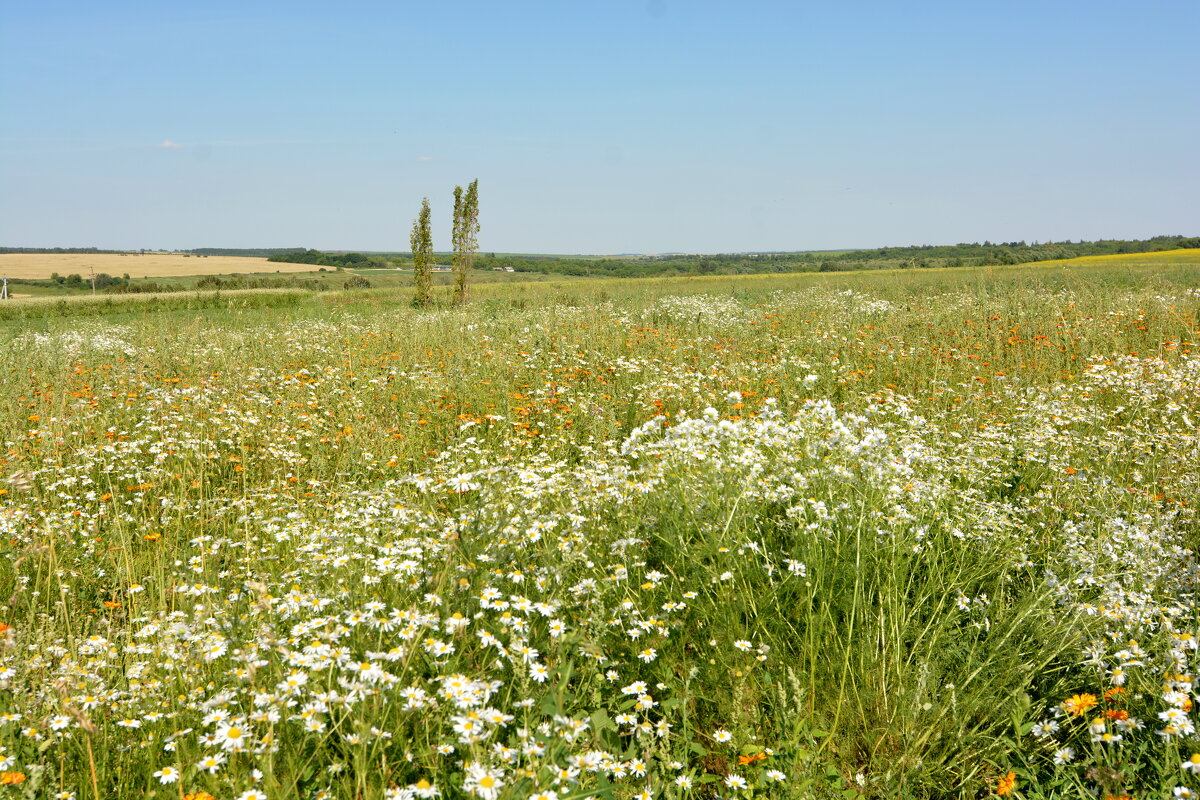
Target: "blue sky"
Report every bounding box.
[1,1,1196,253]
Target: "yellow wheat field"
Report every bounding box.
[0,253,320,279]
[1029,248,1200,269]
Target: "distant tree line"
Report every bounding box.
[823,234,1200,270]
[7,235,1196,282]
[266,249,392,269]
[0,247,126,254]
[470,235,1200,278]
[187,248,307,257]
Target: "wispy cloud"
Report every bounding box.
[417,155,433,163]
[157,139,184,149]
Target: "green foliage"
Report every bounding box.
[195,274,331,291]
[452,179,480,305]
[0,246,124,254]
[0,261,1198,797]
[469,235,1200,279]
[266,249,388,268]
[0,288,309,321]
[411,197,434,307]
[104,280,180,294]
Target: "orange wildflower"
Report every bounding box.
[0,772,25,785]
[996,772,1016,796]
[738,752,767,765]
[184,793,216,800]
[1063,693,1098,717]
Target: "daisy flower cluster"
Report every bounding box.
[0,279,1196,798]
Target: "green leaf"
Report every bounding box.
[591,708,613,732]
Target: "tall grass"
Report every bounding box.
[0,288,310,323]
[0,261,1197,799]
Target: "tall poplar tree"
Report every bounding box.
[410,197,433,308]
[451,179,479,306]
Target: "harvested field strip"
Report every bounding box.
[0,253,318,279]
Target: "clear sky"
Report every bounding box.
[1,1,1196,254]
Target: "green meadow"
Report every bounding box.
[0,254,1198,799]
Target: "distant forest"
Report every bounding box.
[261,235,1199,278]
[265,249,389,268]
[4,236,1197,279]
[0,247,128,254]
[516,235,1200,277]
[258,235,1195,278]
[188,248,307,258]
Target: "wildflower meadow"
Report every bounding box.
[1,262,1199,799]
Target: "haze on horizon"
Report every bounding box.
[1,0,1196,255]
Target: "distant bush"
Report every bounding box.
[104,281,179,295]
[196,275,331,291]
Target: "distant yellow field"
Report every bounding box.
[1029,248,1200,268]
[0,253,320,279]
